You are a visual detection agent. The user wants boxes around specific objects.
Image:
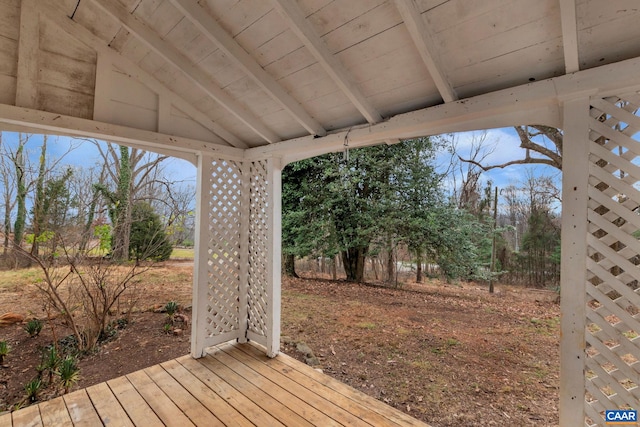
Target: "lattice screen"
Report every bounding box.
[247,160,270,340]
[585,94,640,425]
[203,159,243,339]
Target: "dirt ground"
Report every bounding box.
[0,263,559,426]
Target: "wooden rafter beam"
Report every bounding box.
[106,52,247,149]
[393,0,457,103]
[16,0,39,108]
[38,1,247,149]
[270,0,383,124]
[89,0,281,144]
[559,0,580,73]
[0,103,245,162]
[249,56,640,164]
[170,0,325,137]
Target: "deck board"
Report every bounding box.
[11,404,42,427]
[161,358,252,427]
[62,389,103,427]
[4,342,431,426]
[38,397,73,427]
[107,376,164,427]
[212,346,342,426]
[178,356,285,427]
[238,343,413,426]
[125,369,196,427]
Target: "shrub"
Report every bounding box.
[24,378,42,403]
[0,340,10,364]
[164,301,179,317]
[58,356,80,394]
[129,202,173,261]
[24,318,43,338]
[42,346,61,385]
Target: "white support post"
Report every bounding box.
[191,154,211,358]
[559,96,590,426]
[266,158,282,357]
[238,161,250,344]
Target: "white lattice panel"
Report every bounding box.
[203,159,243,339]
[585,93,640,426]
[247,160,270,339]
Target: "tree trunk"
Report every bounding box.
[3,194,9,256]
[331,255,337,280]
[386,246,395,284]
[416,247,423,283]
[342,246,367,282]
[111,146,132,261]
[13,138,26,249]
[284,253,298,278]
[31,136,47,257]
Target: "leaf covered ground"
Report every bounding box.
[281,276,559,426]
[0,264,559,426]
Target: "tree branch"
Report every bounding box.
[458,154,559,171]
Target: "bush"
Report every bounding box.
[0,340,10,364]
[24,378,42,403]
[58,355,80,394]
[129,202,173,261]
[24,318,43,338]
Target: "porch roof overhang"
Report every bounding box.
[4,3,640,427]
[0,0,639,160]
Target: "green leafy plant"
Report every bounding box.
[93,224,112,253]
[0,340,11,365]
[24,318,43,338]
[43,346,61,385]
[58,355,80,394]
[164,301,179,317]
[24,378,42,403]
[163,323,173,334]
[129,202,173,261]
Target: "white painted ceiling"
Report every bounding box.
[1,0,640,156]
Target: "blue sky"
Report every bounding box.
[1,132,197,185]
[436,127,561,194]
[1,128,560,204]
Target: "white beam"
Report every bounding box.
[0,103,244,161]
[559,96,589,426]
[90,0,281,144]
[266,157,282,358]
[16,0,39,108]
[39,2,247,149]
[559,0,580,73]
[171,0,326,137]
[248,82,560,164]
[247,55,640,164]
[271,0,383,124]
[394,0,457,103]
[191,154,212,357]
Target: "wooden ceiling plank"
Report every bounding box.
[271,0,383,124]
[170,0,326,137]
[249,56,640,163]
[89,0,281,144]
[107,52,247,148]
[38,1,247,149]
[393,0,457,103]
[559,0,580,73]
[15,0,39,108]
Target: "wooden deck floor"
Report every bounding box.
[0,341,430,426]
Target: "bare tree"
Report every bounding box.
[84,140,169,260]
[461,126,562,171]
[0,134,17,255]
[447,131,495,211]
